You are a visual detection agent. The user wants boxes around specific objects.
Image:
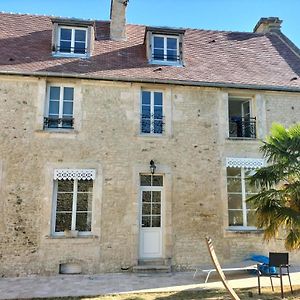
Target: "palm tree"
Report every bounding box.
[247,123,300,250]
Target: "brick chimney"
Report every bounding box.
[110,0,128,41]
[253,17,282,33]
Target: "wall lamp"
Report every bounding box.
[150,160,156,174]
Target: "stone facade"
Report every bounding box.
[0,75,299,277]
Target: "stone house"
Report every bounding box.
[0,1,300,276]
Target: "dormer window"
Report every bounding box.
[51,18,94,58]
[145,27,185,66]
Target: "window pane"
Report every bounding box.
[142,216,151,227]
[153,36,164,48]
[227,178,242,193]
[140,175,151,186]
[227,168,241,177]
[154,92,163,105]
[228,210,243,226]
[228,194,242,209]
[154,120,163,134]
[245,180,260,193]
[75,29,86,42]
[142,203,151,215]
[55,213,72,232]
[152,203,161,214]
[167,49,177,61]
[152,176,163,186]
[76,212,91,231]
[78,180,93,192]
[247,210,256,227]
[142,191,151,202]
[167,38,177,49]
[142,105,151,118]
[141,119,150,133]
[74,42,86,54]
[56,193,73,211]
[60,28,72,40]
[60,41,71,53]
[152,191,161,202]
[57,180,74,192]
[77,193,92,211]
[152,216,161,227]
[49,100,59,115]
[64,87,74,101]
[153,49,164,60]
[50,86,60,100]
[63,102,73,115]
[62,117,73,128]
[142,91,151,105]
[154,106,163,119]
[48,118,59,128]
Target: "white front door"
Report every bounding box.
[139,174,163,258]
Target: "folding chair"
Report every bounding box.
[257,252,293,299]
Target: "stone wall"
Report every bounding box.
[0,75,299,277]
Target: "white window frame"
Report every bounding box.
[45,84,74,129]
[140,90,164,136]
[54,26,88,57]
[151,34,180,66]
[52,177,94,237]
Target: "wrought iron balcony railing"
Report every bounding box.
[140,114,165,134]
[229,116,256,139]
[44,117,74,129]
[152,53,180,62]
[54,45,87,55]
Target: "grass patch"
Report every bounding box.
[11,286,300,300]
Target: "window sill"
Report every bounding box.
[52,52,90,59]
[137,133,171,140]
[149,60,182,67]
[227,137,258,141]
[45,234,98,240]
[225,227,263,235]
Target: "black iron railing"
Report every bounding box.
[152,53,180,62]
[229,116,256,138]
[54,46,87,55]
[44,117,74,129]
[140,114,165,134]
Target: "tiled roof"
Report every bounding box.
[0,12,300,91]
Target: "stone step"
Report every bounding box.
[132,265,172,273]
[138,258,167,266]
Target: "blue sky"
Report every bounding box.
[1,0,299,47]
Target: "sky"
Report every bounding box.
[1,0,299,47]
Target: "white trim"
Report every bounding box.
[226,157,265,169]
[54,169,96,180]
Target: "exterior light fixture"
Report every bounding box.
[150,160,156,174]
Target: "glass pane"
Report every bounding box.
[142,191,151,202]
[246,199,256,210]
[228,210,243,226]
[153,49,164,60]
[228,194,242,209]
[63,101,73,115]
[48,118,59,128]
[154,106,163,119]
[74,42,86,54]
[75,29,86,42]
[50,86,60,100]
[60,28,72,40]
[140,175,151,186]
[167,49,177,61]
[77,193,93,211]
[57,180,74,192]
[56,193,73,211]
[227,178,242,193]
[78,180,93,192]
[64,87,74,101]
[55,213,72,232]
[154,36,164,48]
[152,216,161,227]
[152,203,161,214]
[154,92,163,105]
[154,120,163,134]
[153,176,163,186]
[62,117,73,128]
[227,167,241,177]
[142,105,151,118]
[76,212,91,231]
[167,38,177,49]
[141,119,150,133]
[142,216,151,227]
[247,210,256,227]
[60,41,71,53]
[142,203,151,215]
[49,100,59,114]
[152,191,161,203]
[142,91,151,105]
[245,180,259,193]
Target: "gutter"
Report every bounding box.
[0,70,300,93]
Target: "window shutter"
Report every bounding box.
[52,23,59,52]
[86,25,94,56]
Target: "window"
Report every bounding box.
[52,169,95,235]
[44,85,74,129]
[228,98,256,138]
[141,91,164,134]
[56,26,87,55]
[152,34,179,63]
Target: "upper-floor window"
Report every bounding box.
[152,34,179,63]
[57,26,87,55]
[141,90,164,135]
[228,97,256,139]
[44,85,74,129]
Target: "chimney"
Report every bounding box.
[253,17,282,33]
[110,0,128,41]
